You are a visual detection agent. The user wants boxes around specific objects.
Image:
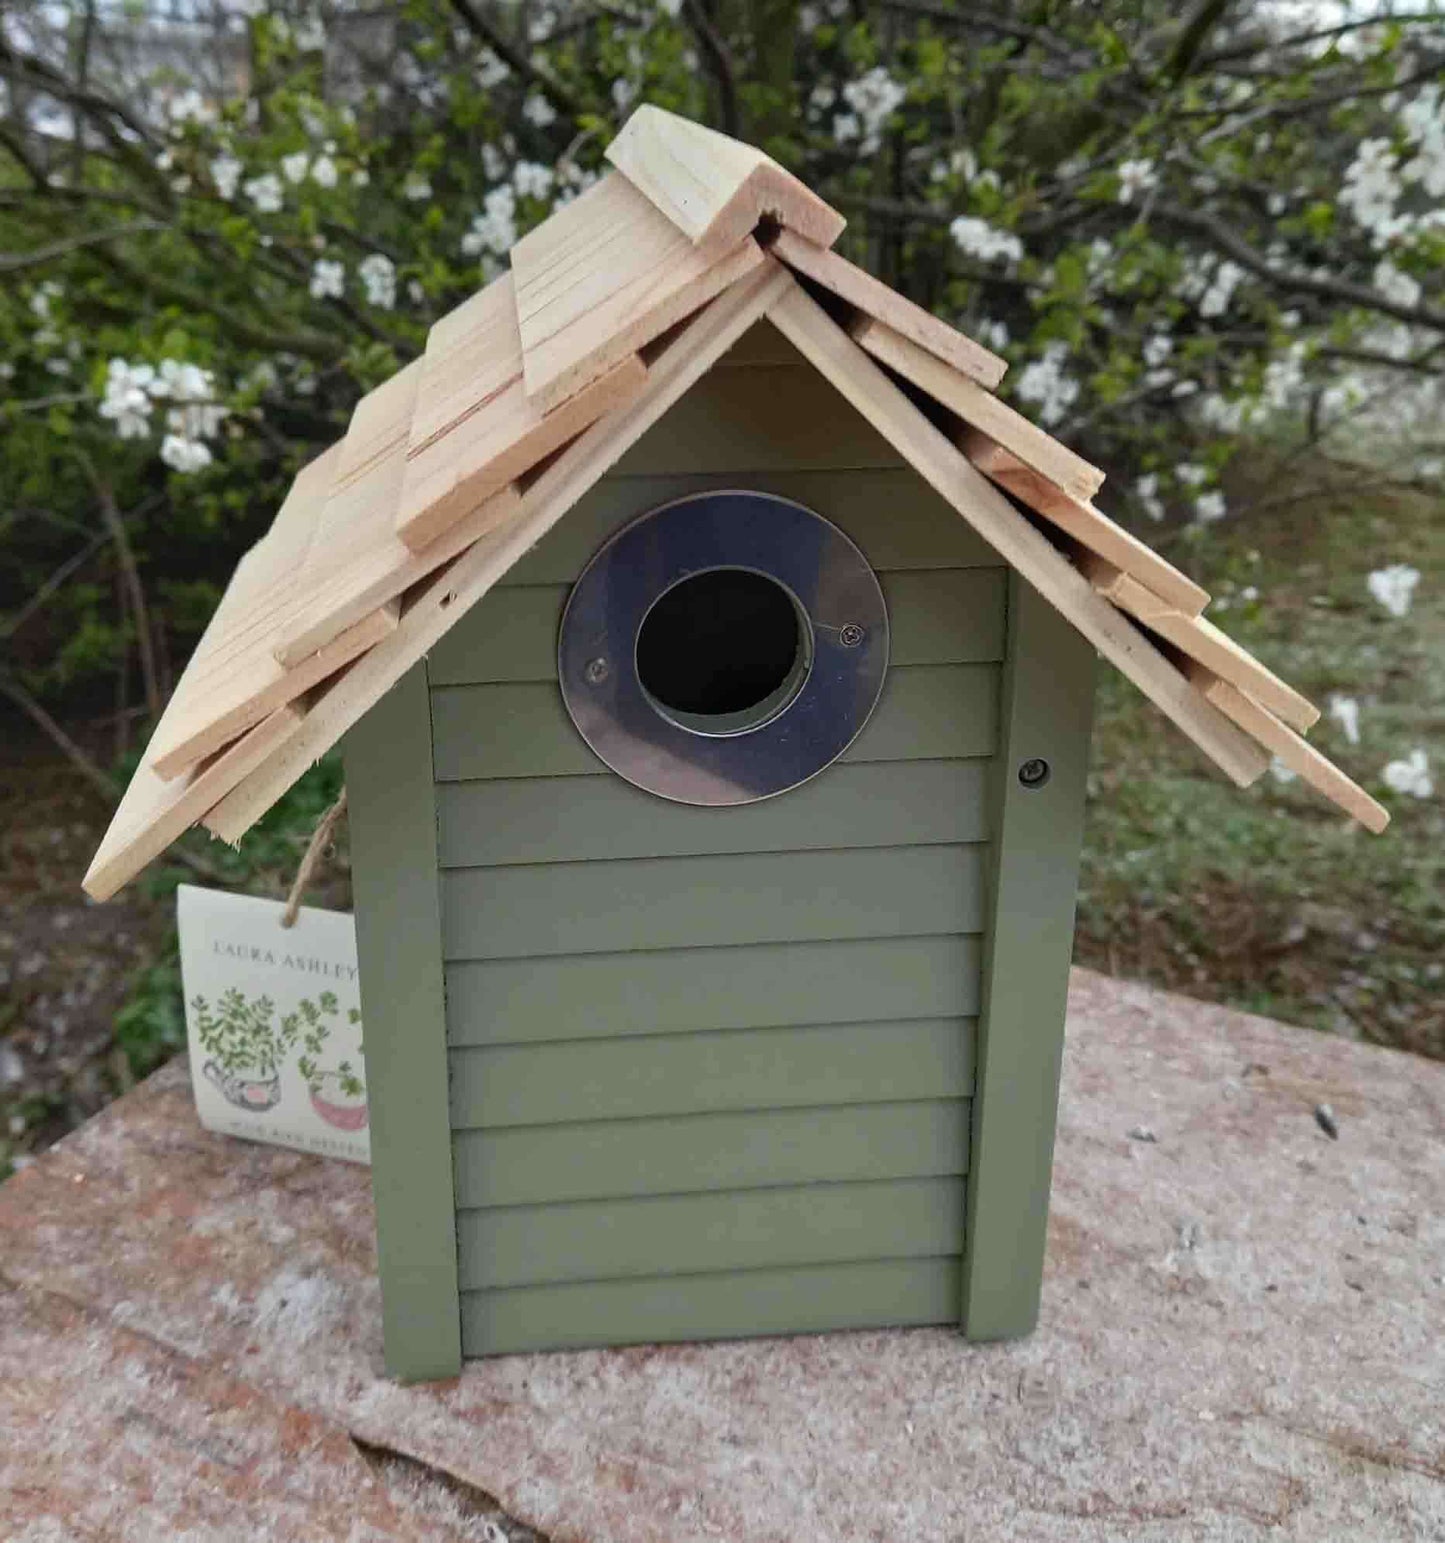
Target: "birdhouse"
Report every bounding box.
[86,107,1387,1381]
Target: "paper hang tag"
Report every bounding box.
[176,884,370,1165]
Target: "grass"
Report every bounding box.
[1075,458,1443,1058]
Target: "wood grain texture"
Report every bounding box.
[1188,667,1388,832]
[850,314,1104,502]
[456,1176,965,1290]
[395,268,647,552]
[83,704,304,900]
[428,566,1005,685]
[512,171,766,411]
[342,664,461,1381]
[450,1017,976,1129]
[605,104,846,258]
[272,358,523,667]
[452,1099,970,1208]
[960,574,1095,1341]
[441,843,988,960]
[436,759,990,867]
[428,664,1000,781]
[144,445,399,781]
[1079,552,1318,732]
[444,934,982,1046]
[202,260,795,841]
[765,276,1270,788]
[460,1257,960,1356]
[963,439,1210,617]
[771,226,1006,389]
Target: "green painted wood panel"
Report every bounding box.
[426,568,1006,686]
[456,1176,966,1290]
[441,843,987,961]
[436,759,988,868]
[430,663,999,781]
[502,469,1000,586]
[460,1257,961,1356]
[446,933,982,1047]
[452,1098,970,1208]
[341,665,461,1381]
[960,573,1096,1342]
[612,363,900,476]
[449,1016,976,1129]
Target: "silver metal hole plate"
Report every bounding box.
[558,491,890,806]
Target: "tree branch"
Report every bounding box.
[0,218,169,274]
[0,674,119,804]
[1155,202,1445,332]
[444,0,582,121]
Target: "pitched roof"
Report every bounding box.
[84,107,1386,899]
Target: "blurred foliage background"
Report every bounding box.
[0,0,1441,1172]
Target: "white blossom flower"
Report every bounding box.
[840,67,906,153]
[160,434,213,474]
[1014,341,1079,427]
[1382,748,1432,798]
[481,143,507,181]
[210,154,243,199]
[351,167,370,188]
[461,185,518,257]
[29,281,61,319]
[1268,757,1298,785]
[311,154,338,189]
[1193,490,1227,524]
[1340,138,1405,244]
[522,93,557,128]
[295,14,325,50]
[1329,694,1361,746]
[1372,260,1421,310]
[403,171,433,202]
[1142,334,1173,369]
[166,400,228,440]
[281,151,310,184]
[612,78,638,114]
[1174,462,1208,488]
[1135,473,1165,521]
[513,160,554,200]
[167,88,215,126]
[809,83,836,113]
[1199,260,1243,318]
[1399,85,1445,197]
[977,318,1009,352]
[309,258,345,300]
[245,173,284,212]
[476,50,510,88]
[1116,158,1157,205]
[407,279,425,305]
[832,112,861,144]
[359,253,396,310]
[949,216,1022,264]
[98,359,154,439]
[1366,564,1420,618]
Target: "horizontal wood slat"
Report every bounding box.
[1188,667,1388,832]
[449,1016,976,1129]
[964,440,1210,618]
[512,172,767,413]
[500,469,1004,585]
[605,104,846,259]
[441,842,988,960]
[1079,552,1317,731]
[445,933,982,1047]
[436,758,989,868]
[456,1175,965,1290]
[452,1097,970,1208]
[427,567,1006,686]
[850,314,1103,502]
[429,663,1000,781]
[460,1255,961,1355]
[612,360,901,476]
[771,227,1006,389]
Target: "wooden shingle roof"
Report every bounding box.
[84,106,1386,899]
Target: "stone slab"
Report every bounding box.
[1,969,1442,1541]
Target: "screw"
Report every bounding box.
[1018,757,1051,789]
[838,623,865,648]
[584,657,610,685]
